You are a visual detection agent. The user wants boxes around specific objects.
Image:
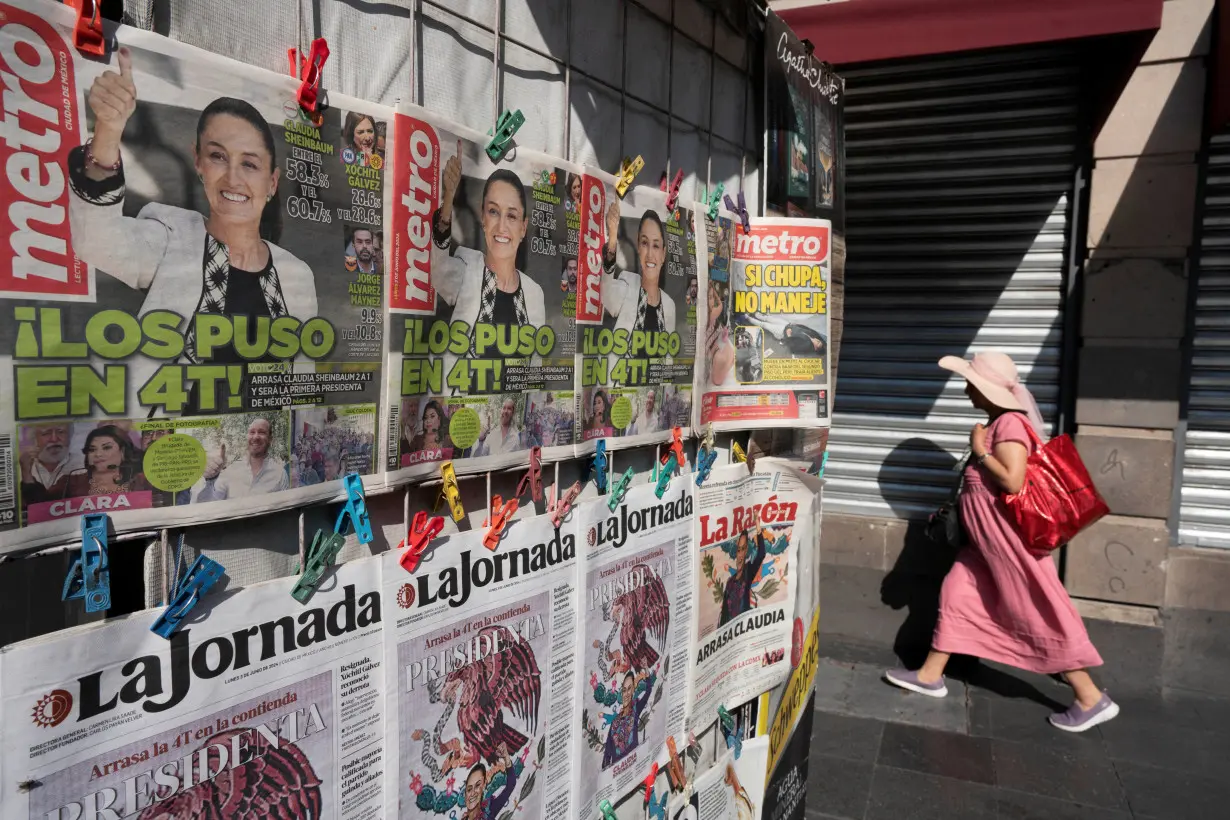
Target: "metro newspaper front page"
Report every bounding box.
[0,558,385,820]
[573,481,694,818]
[689,463,815,720]
[381,514,578,820]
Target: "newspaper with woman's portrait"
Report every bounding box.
[386,105,580,479]
[0,0,387,550]
[0,557,386,820]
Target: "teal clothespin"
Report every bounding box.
[717,705,742,759]
[818,450,829,478]
[598,799,617,820]
[654,453,678,499]
[336,473,373,544]
[593,440,609,493]
[607,467,635,512]
[706,181,725,222]
[696,446,718,486]
[487,109,525,161]
[62,514,111,612]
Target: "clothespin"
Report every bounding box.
[436,462,465,522]
[336,473,374,544]
[717,705,743,759]
[723,190,751,233]
[654,453,678,499]
[151,555,225,638]
[292,528,346,603]
[483,495,519,551]
[593,441,609,494]
[818,450,830,478]
[665,736,686,792]
[616,155,644,198]
[643,762,659,803]
[696,446,718,486]
[550,481,582,529]
[705,181,725,222]
[598,799,617,820]
[486,109,525,161]
[72,0,107,56]
[399,511,444,574]
[664,169,683,213]
[62,514,110,612]
[515,446,543,503]
[292,38,330,115]
[607,467,635,512]
[662,426,686,470]
[731,441,754,473]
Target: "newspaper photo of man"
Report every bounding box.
[191,416,289,502]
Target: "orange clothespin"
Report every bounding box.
[665,736,686,792]
[661,426,686,470]
[399,511,444,574]
[72,0,107,56]
[549,481,582,529]
[664,169,683,212]
[293,38,330,114]
[515,446,543,503]
[483,495,519,551]
[643,762,659,803]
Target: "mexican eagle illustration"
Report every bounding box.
[420,624,542,777]
[593,563,671,679]
[136,727,322,820]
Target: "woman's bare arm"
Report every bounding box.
[977,441,1029,494]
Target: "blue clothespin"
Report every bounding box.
[723,190,750,233]
[654,453,678,499]
[598,799,617,820]
[336,473,373,544]
[293,528,346,603]
[696,446,718,486]
[62,514,111,612]
[487,109,525,161]
[593,440,609,494]
[151,555,225,638]
[717,705,742,759]
[705,181,725,222]
[607,467,634,512]
[648,790,667,820]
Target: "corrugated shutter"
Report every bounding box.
[825,44,1080,519]
[1179,132,1230,548]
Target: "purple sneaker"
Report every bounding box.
[1049,692,1120,733]
[884,668,948,698]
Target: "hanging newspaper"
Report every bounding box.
[0,557,385,819]
[382,514,578,819]
[695,217,831,430]
[664,741,768,820]
[0,0,388,551]
[689,463,816,719]
[573,481,695,818]
[386,105,579,479]
[575,177,696,452]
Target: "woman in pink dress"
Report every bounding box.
[884,351,1119,733]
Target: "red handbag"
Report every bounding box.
[1003,426,1109,552]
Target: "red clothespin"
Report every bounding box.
[73,0,107,56]
[661,426,686,470]
[399,511,444,574]
[549,481,582,529]
[515,446,543,503]
[293,38,330,114]
[643,762,659,803]
[483,495,519,551]
[664,169,683,212]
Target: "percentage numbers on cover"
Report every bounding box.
[351,189,381,208]
[361,309,380,324]
[347,205,379,225]
[285,159,330,188]
[288,196,333,223]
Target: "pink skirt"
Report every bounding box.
[932,487,1102,675]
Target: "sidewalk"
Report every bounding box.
[804,565,1230,819]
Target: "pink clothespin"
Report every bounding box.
[515,446,543,503]
[399,511,444,574]
[549,481,582,529]
[664,169,683,212]
[483,495,519,551]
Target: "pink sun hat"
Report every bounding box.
[939,350,1046,435]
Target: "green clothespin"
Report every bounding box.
[487,109,525,161]
[292,530,346,603]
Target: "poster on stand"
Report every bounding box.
[688,463,817,720]
[382,515,578,819]
[695,218,831,430]
[0,557,386,820]
[575,177,696,452]
[573,482,695,818]
[386,105,579,479]
[0,0,388,550]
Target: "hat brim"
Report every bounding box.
[939,356,1025,412]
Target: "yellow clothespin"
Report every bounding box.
[616,155,644,198]
[435,461,464,522]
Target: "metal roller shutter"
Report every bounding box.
[1179,132,1230,548]
[824,44,1080,519]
